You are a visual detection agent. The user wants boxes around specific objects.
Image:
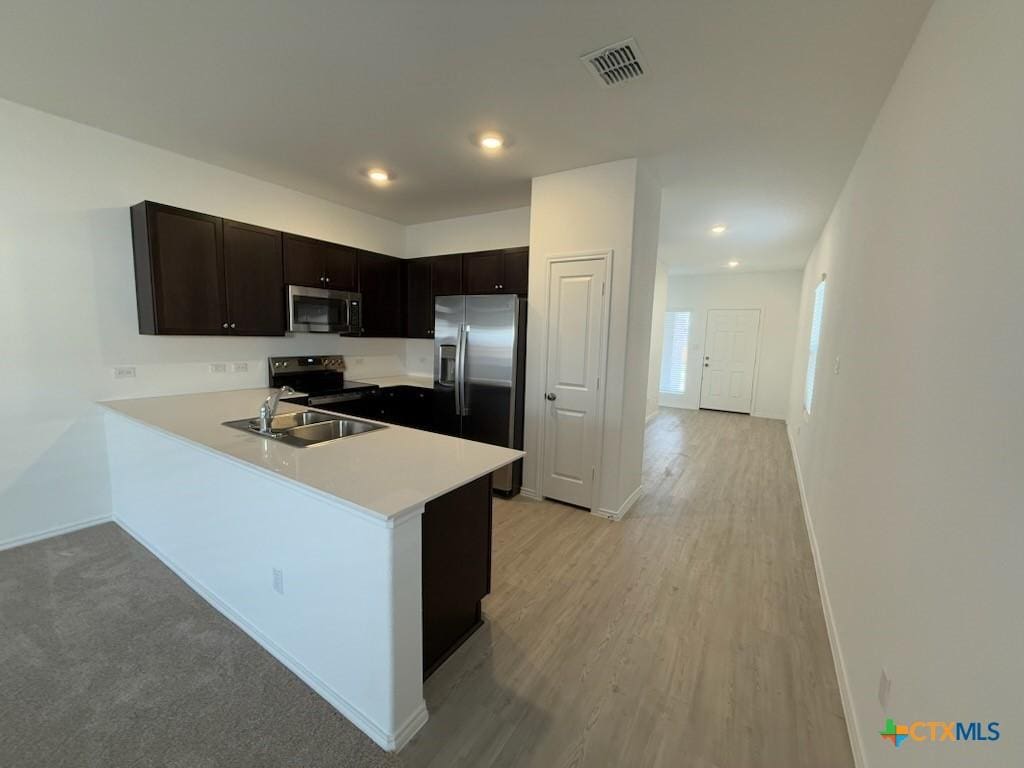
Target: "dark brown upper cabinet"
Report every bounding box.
[132,202,228,335]
[462,247,529,295]
[357,250,404,337]
[405,257,434,338]
[283,234,358,291]
[430,253,463,297]
[131,202,286,336]
[223,219,286,336]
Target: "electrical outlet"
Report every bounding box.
[113,366,136,380]
[272,568,284,595]
[833,355,841,375]
[352,357,364,366]
[232,362,249,373]
[878,667,892,710]
[209,362,228,374]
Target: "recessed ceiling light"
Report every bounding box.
[366,168,391,183]
[727,260,740,268]
[710,224,728,235]
[478,132,505,151]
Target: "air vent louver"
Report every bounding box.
[581,38,647,87]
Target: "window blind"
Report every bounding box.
[804,280,826,413]
[659,311,691,394]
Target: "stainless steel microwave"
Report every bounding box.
[287,285,362,334]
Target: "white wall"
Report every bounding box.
[661,270,802,419]
[646,261,669,421]
[787,2,1024,766]
[524,159,659,518]
[403,206,530,258]
[0,97,408,548]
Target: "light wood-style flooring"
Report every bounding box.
[401,408,854,768]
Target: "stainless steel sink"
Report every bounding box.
[222,410,386,447]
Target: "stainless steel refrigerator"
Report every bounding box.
[434,295,527,494]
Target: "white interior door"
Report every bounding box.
[542,257,608,508]
[699,309,761,414]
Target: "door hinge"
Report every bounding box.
[601,282,606,296]
[596,376,601,390]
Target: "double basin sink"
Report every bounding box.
[223,410,386,447]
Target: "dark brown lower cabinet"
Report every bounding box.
[422,474,493,679]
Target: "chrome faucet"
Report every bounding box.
[257,386,296,435]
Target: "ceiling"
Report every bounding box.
[0,0,933,271]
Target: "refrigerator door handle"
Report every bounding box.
[460,324,470,416]
[454,324,464,416]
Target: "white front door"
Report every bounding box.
[542,257,608,508]
[699,309,761,414]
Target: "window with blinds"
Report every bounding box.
[659,311,692,394]
[804,279,826,413]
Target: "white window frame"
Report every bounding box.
[804,276,827,414]
[660,309,692,396]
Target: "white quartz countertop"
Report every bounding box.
[357,375,434,390]
[100,388,522,522]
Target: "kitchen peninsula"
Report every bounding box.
[101,388,522,752]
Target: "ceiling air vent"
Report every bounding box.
[581,38,647,88]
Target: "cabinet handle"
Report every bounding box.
[325,277,331,283]
[222,323,229,329]
[230,323,236,329]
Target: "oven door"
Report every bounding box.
[287,285,356,333]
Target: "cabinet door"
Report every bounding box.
[405,257,433,338]
[223,219,285,336]
[501,247,529,295]
[137,203,226,334]
[430,253,463,297]
[283,234,326,288]
[462,251,503,294]
[325,244,359,291]
[358,250,403,337]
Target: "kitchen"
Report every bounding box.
[94,200,533,750]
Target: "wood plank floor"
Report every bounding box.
[400,408,854,768]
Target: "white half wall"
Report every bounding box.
[523,159,660,516]
[0,97,406,547]
[787,1,1024,765]
[662,270,802,419]
[403,207,530,258]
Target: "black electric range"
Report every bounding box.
[268,355,379,409]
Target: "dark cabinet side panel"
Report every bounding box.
[422,474,493,678]
[223,220,285,336]
[501,247,530,295]
[283,234,326,288]
[462,251,503,294]
[405,257,433,338]
[148,204,226,334]
[357,251,403,337]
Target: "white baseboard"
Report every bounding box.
[786,426,865,768]
[518,486,541,501]
[0,515,112,553]
[593,485,642,522]
[115,518,426,752]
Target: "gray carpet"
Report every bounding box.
[0,523,400,768]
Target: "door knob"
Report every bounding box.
[545,392,557,401]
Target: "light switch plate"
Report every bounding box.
[209,363,228,374]
[833,355,841,375]
[272,568,284,595]
[113,366,136,379]
[232,361,249,373]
